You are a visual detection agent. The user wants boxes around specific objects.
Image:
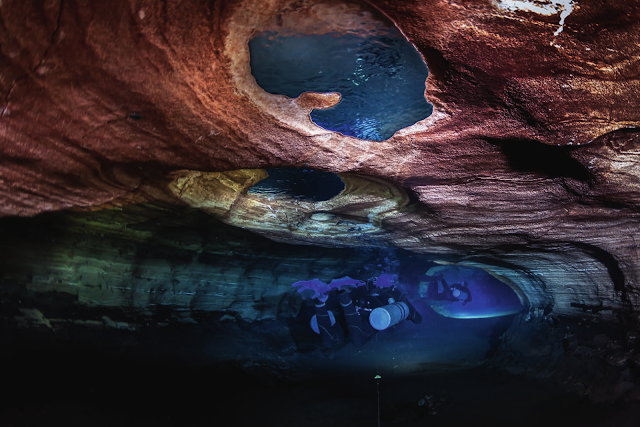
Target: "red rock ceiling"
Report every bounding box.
[1,0,637,213]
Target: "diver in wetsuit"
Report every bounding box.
[422,274,472,306]
[337,279,389,347]
[295,275,422,348]
[312,293,345,348]
[450,281,472,306]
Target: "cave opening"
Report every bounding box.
[248,1,433,141]
[248,167,346,202]
[1,205,637,425]
[1,0,639,424]
[491,137,594,181]
[418,264,525,319]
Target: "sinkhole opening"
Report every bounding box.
[248,2,433,141]
[248,167,345,202]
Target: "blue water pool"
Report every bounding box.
[249,27,432,141]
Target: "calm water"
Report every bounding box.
[249,29,432,141]
[248,168,345,202]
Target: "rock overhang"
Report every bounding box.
[0,0,639,324]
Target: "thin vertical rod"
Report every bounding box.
[375,334,380,427]
[377,378,381,427]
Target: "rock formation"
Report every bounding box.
[2,0,640,411]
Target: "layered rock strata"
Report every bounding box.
[1,0,640,398]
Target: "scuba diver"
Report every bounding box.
[293,274,423,348]
[421,273,472,306]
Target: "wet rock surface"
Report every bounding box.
[1,0,640,419]
[1,0,638,317]
[491,308,640,403]
[0,204,380,321]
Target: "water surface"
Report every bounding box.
[249,167,345,202]
[249,29,432,141]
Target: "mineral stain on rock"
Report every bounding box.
[493,0,575,37]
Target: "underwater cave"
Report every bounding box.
[2,0,640,426]
[2,202,637,427]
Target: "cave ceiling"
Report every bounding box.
[1,0,640,322]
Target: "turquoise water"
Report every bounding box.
[249,29,432,141]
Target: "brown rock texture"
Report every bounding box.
[1,0,639,323]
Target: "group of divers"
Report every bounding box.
[292,273,472,348]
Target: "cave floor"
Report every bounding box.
[3,306,640,427]
[3,349,640,427]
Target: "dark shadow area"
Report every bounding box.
[3,318,640,427]
[248,167,345,202]
[571,242,626,293]
[489,138,593,181]
[485,313,518,359]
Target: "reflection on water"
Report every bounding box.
[249,28,432,141]
[248,167,345,202]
